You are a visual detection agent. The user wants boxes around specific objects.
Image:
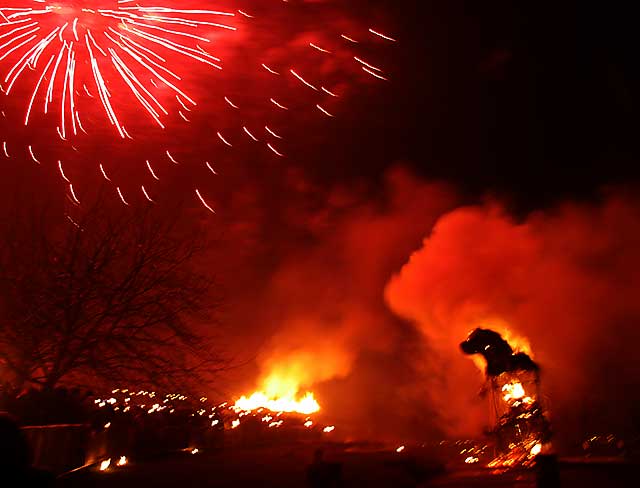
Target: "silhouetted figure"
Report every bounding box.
[0,413,54,487]
[460,328,539,376]
[307,449,342,488]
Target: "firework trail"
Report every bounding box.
[0,1,396,211]
[0,1,236,139]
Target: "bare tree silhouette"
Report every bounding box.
[0,196,225,394]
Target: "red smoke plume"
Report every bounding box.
[223,167,457,440]
[219,160,640,446]
[386,188,640,446]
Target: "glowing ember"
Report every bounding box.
[465,456,479,464]
[116,456,127,467]
[530,443,542,456]
[323,425,335,433]
[99,458,111,471]
[396,445,405,453]
[231,419,240,429]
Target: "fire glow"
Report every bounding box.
[233,370,321,415]
[502,381,533,405]
[234,390,320,415]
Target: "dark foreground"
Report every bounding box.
[56,444,638,488]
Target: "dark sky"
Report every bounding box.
[363,1,639,207]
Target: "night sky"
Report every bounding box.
[366,1,639,206]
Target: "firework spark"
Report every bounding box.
[0,1,235,138]
[1,1,397,211]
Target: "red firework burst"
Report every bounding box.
[0,1,236,139]
[1,1,397,213]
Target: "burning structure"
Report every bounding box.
[460,328,551,467]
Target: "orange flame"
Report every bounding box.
[234,391,320,415]
[502,381,534,405]
[234,371,321,414]
[502,381,525,401]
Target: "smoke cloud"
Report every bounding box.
[386,188,640,445]
[218,157,640,447]
[222,167,457,440]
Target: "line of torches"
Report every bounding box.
[90,385,518,472]
[92,387,337,472]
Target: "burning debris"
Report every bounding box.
[233,369,323,416]
[460,328,551,468]
[234,391,320,415]
[226,373,338,440]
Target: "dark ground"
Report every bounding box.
[56,444,638,488]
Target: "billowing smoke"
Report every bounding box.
[219,156,640,446]
[223,167,457,440]
[386,189,640,446]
